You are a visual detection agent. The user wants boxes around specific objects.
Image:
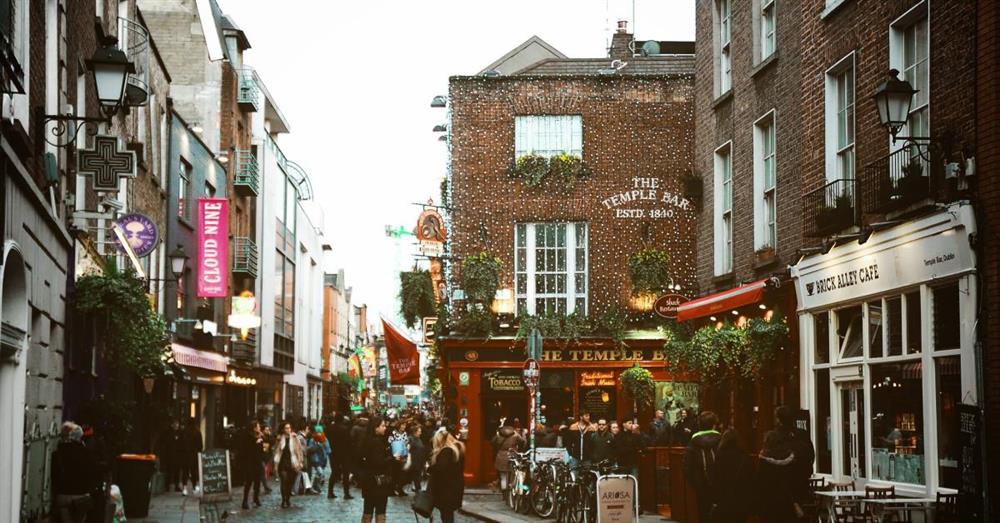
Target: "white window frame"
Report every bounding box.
[3,0,30,125]
[802,277,977,495]
[713,142,733,275]
[756,0,776,62]
[889,2,930,151]
[514,115,583,158]
[753,111,777,250]
[824,53,856,184]
[514,222,588,316]
[714,0,732,96]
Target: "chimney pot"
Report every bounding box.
[617,20,628,33]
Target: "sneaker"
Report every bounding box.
[194,486,201,495]
[182,487,188,496]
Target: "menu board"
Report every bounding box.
[958,404,983,521]
[198,449,232,498]
[596,475,637,523]
[581,387,616,421]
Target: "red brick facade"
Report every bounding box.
[447,74,697,315]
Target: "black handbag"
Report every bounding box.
[411,488,433,519]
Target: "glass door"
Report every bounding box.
[839,381,866,479]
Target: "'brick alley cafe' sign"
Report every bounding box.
[600,177,692,219]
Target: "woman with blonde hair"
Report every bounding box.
[272,421,305,508]
[428,427,466,523]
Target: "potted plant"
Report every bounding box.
[628,248,671,296]
[461,252,501,304]
[894,161,928,205]
[399,270,436,329]
[755,244,776,262]
[620,364,655,412]
[512,154,550,187]
[814,192,854,234]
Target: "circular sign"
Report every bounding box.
[523,358,540,390]
[654,293,690,319]
[464,350,479,362]
[458,371,470,386]
[116,213,159,257]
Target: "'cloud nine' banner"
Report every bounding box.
[197,198,229,297]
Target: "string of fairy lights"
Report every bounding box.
[438,73,699,321]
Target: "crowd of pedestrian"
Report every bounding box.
[489,406,815,523]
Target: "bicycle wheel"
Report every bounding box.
[504,471,515,510]
[515,470,532,514]
[531,479,555,517]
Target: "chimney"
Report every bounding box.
[610,20,633,61]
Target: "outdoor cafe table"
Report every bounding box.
[815,491,937,523]
[862,497,937,523]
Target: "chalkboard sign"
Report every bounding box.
[958,404,983,521]
[198,449,232,498]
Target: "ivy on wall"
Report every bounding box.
[512,153,590,190]
[662,315,790,385]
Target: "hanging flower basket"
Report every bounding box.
[620,364,655,409]
[628,248,672,296]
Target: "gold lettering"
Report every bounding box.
[582,351,594,361]
[593,350,608,361]
[652,350,666,361]
[569,350,581,361]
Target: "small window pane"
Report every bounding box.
[936,356,961,488]
[871,362,925,485]
[516,224,527,247]
[814,312,830,364]
[516,248,526,271]
[815,368,832,473]
[887,297,903,356]
[933,284,960,351]
[906,291,922,354]
[837,305,863,359]
[516,274,526,294]
[868,301,883,358]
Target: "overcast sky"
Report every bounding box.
[220,0,695,325]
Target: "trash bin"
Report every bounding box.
[115,453,157,518]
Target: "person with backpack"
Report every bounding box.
[683,411,722,523]
[307,426,330,495]
[758,406,816,522]
[491,420,525,492]
[710,429,753,523]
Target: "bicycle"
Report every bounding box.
[529,457,560,518]
[565,459,618,523]
[505,450,533,515]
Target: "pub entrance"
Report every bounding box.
[481,369,528,481]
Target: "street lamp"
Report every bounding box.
[86,37,135,113]
[168,245,189,280]
[872,69,918,142]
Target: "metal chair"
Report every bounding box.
[810,477,828,491]
[863,485,908,523]
[935,491,958,523]
[824,480,859,522]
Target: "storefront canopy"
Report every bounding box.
[676,279,768,322]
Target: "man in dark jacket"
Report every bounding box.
[588,419,616,463]
[52,422,99,522]
[683,411,722,523]
[535,422,558,448]
[158,419,183,492]
[650,410,671,446]
[328,415,355,499]
[238,421,265,509]
[180,422,203,495]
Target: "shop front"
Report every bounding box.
[441,337,697,485]
[790,204,977,496]
[171,343,228,447]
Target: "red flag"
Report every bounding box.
[382,319,421,385]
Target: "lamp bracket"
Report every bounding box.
[889,135,941,163]
[37,109,110,149]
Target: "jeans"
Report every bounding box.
[242,462,262,505]
[180,455,199,487]
[362,494,388,515]
[54,494,91,523]
[329,461,351,496]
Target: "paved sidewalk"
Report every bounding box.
[459,488,677,523]
[131,491,204,523]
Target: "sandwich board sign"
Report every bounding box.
[198,449,232,500]
[596,474,638,523]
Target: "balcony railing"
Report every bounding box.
[860,142,958,216]
[237,67,259,112]
[803,178,858,238]
[117,17,149,106]
[232,236,259,279]
[231,330,257,365]
[234,149,259,196]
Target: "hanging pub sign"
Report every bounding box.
[654,293,689,319]
[115,213,159,257]
[197,198,228,297]
[599,177,692,220]
[416,207,447,257]
[228,291,262,330]
[77,135,136,192]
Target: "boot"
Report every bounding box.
[343,485,353,500]
[361,515,372,523]
[376,514,386,523]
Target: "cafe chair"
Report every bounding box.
[809,477,827,491]
[824,480,859,522]
[935,491,958,523]
[862,485,908,523]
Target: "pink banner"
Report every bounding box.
[197,198,228,297]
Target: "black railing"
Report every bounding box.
[860,142,950,215]
[231,330,257,365]
[803,178,857,237]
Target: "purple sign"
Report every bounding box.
[116,213,159,257]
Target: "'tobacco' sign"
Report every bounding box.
[197,198,228,297]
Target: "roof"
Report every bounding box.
[479,35,567,75]
[512,56,695,76]
[220,14,251,51]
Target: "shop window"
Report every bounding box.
[870,362,925,485]
[836,305,863,359]
[867,300,883,358]
[815,368,832,473]
[886,296,903,356]
[514,115,582,158]
[932,283,960,351]
[814,312,829,364]
[905,291,922,354]
[936,356,961,488]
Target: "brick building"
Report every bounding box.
[438,27,697,485]
[695,0,985,513]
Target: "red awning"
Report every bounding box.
[677,279,769,322]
